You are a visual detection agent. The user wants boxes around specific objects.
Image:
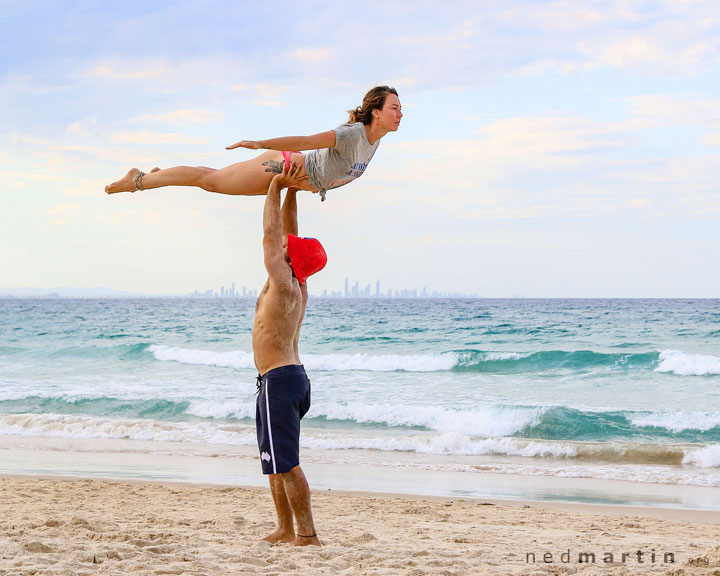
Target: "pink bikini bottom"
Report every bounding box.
[282,151,322,199]
[282,150,300,172]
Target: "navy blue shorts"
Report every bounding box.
[255,364,311,475]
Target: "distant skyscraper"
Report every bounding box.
[344,277,349,298]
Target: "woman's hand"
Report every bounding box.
[273,162,308,190]
[226,140,265,150]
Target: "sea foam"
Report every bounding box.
[656,349,720,376]
[0,413,255,446]
[0,412,572,458]
[186,400,255,420]
[147,345,666,374]
[2,412,717,472]
[149,344,457,372]
[683,444,720,468]
[149,345,255,369]
[311,402,546,437]
[630,410,720,433]
[301,433,578,458]
[182,399,546,437]
[468,462,720,487]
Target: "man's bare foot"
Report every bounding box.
[292,534,322,547]
[262,528,295,544]
[105,168,141,194]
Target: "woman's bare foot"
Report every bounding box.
[105,168,141,194]
[105,167,160,194]
[292,534,322,547]
[262,528,295,544]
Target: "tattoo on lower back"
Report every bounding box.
[262,160,284,174]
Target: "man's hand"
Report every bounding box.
[273,162,308,190]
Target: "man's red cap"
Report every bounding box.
[287,234,327,284]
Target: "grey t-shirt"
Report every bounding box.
[304,122,380,198]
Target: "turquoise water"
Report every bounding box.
[1,298,719,490]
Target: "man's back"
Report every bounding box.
[253,279,307,375]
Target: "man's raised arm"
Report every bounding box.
[282,187,298,238]
[262,175,289,285]
[263,164,308,285]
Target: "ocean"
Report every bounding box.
[1,298,719,506]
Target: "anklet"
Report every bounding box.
[134,171,145,192]
[297,533,317,538]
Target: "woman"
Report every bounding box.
[105,86,402,201]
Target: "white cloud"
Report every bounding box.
[77,57,258,97]
[137,109,224,126]
[491,1,720,78]
[254,84,288,99]
[0,170,32,189]
[624,94,720,126]
[250,84,292,107]
[88,63,159,80]
[369,98,720,221]
[705,134,720,147]
[479,116,623,157]
[572,5,720,73]
[44,203,85,225]
[67,121,93,135]
[252,100,285,107]
[518,58,580,75]
[589,36,660,68]
[110,131,207,145]
[288,48,333,63]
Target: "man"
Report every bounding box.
[253,164,327,547]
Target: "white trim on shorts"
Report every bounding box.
[264,379,277,474]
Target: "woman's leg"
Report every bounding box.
[105,166,212,194]
[105,151,314,196]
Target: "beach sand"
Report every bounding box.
[2,476,720,575]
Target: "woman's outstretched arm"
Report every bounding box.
[226,130,336,152]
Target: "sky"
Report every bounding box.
[1,0,718,297]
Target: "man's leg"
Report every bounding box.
[263,473,296,544]
[281,465,321,546]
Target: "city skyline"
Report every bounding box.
[187,278,478,299]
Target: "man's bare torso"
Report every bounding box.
[252,277,307,375]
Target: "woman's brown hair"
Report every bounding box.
[347,86,398,124]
